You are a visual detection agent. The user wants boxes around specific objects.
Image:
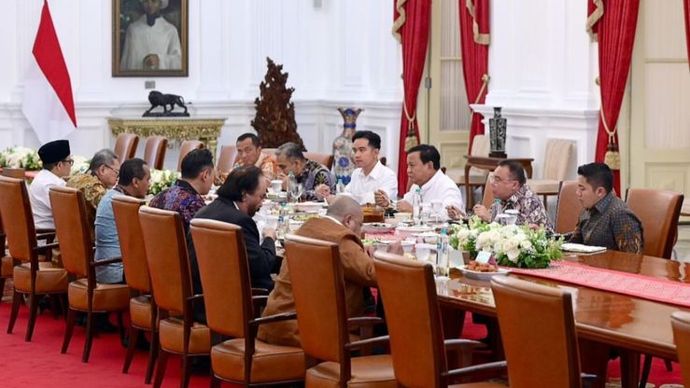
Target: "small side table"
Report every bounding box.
[463,155,534,208]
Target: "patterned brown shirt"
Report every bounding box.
[569,192,643,253]
[490,185,553,232]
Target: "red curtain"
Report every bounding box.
[459,0,490,153]
[393,0,431,191]
[685,0,690,68]
[588,0,640,195]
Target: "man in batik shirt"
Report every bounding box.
[569,162,643,253]
[232,133,278,181]
[275,142,335,201]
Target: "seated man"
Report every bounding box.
[324,130,397,205]
[190,166,278,295]
[95,158,151,283]
[149,148,214,231]
[275,142,335,201]
[232,132,278,180]
[29,139,73,230]
[67,149,120,233]
[376,144,464,219]
[257,196,377,347]
[457,160,552,231]
[569,162,643,252]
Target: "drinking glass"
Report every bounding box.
[431,200,443,223]
[292,183,303,202]
[415,243,431,262]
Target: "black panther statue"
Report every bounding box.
[143,91,190,117]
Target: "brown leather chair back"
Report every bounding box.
[671,311,690,386]
[2,168,26,179]
[114,133,139,162]
[112,195,150,293]
[177,140,204,172]
[491,276,581,388]
[374,253,444,387]
[304,152,334,170]
[216,145,238,173]
[139,206,191,314]
[626,188,683,259]
[190,219,250,337]
[555,180,582,234]
[49,187,92,278]
[284,234,346,363]
[143,136,168,170]
[0,176,37,263]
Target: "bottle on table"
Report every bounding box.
[412,188,422,225]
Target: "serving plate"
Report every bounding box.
[362,222,395,233]
[458,265,510,280]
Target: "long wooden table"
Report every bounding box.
[437,251,690,387]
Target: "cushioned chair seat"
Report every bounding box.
[211,338,306,383]
[130,295,153,329]
[526,179,560,194]
[13,262,68,293]
[2,255,13,277]
[306,354,396,388]
[159,317,210,354]
[67,278,130,312]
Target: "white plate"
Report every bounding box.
[458,265,510,280]
[362,222,395,233]
[561,243,607,253]
[295,202,325,213]
[396,225,434,234]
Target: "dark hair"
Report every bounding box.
[407,144,440,170]
[180,149,214,179]
[236,133,260,147]
[216,166,263,202]
[577,162,613,193]
[119,158,148,186]
[276,142,305,161]
[352,130,381,150]
[88,149,118,175]
[497,160,527,185]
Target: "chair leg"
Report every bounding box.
[210,375,221,388]
[664,358,673,371]
[0,278,6,299]
[153,349,169,388]
[7,290,22,334]
[25,293,40,341]
[116,312,126,344]
[639,354,652,388]
[82,310,94,362]
[61,308,76,353]
[181,355,191,388]
[145,331,159,384]
[123,325,139,373]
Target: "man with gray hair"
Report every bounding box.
[275,142,335,201]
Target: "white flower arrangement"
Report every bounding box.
[70,155,90,175]
[148,169,180,196]
[0,146,42,170]
[449,216,562,269]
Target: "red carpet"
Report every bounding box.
[0,301,682,387]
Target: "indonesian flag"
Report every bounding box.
[22,0,77,144]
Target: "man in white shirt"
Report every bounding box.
[376,144,465,219]
[29,139,73,229]
[324,130,397,205]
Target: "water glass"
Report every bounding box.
[415,243,431,262]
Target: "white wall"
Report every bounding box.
[0,0,403,170]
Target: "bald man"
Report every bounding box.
[257,196,378,347]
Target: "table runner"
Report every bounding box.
[509,260,690,308]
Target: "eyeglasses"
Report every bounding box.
[104,164,120,175]
[61,159,74,166]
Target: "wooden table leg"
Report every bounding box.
[440,304,466,369]
[578,338,609,388]
[619,349,640,388]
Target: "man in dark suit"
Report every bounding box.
[188,166,278,311]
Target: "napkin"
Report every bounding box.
[561,243,607,253]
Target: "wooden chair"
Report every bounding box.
[49,186,130,362]
[114,133,140,162]
[215,144,237,174]
[1,168,26,179]
[0,176,67,341]
[491,276,595,388]
[304,151,334,170]
[284,234,397,387]
[0,210,12,298]
[554,180,582,235]
[374,252,507,387]
[190,219,305,386]
[446,134,490,205]
[671,311,690,386]
[527,139,575,208]
[112,196,158,384]
[143,136,168,170]
[177,140,204,172]
[139,206,210,388]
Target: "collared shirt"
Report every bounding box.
[29,169,66,230]
[94,188,126,283]
[345,161,398,205]
[149,179,206,231]
[296,159,335,201]
[234,151,278,181]
[489,185,553,231]
[402,170,465,218]
[570,192,644,253]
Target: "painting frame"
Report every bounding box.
[112,0,188,77]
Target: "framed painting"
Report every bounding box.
[112,0,188,77]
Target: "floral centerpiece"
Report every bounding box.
[148,169,180,196]
[449,216,562,269]
[0,146,42,170]
[70,155,90,176]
